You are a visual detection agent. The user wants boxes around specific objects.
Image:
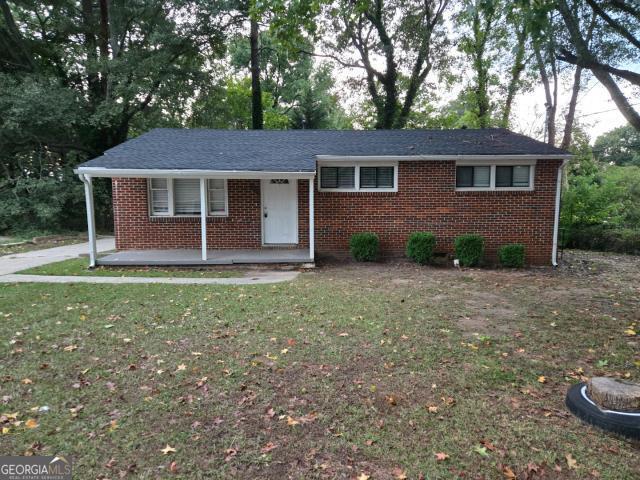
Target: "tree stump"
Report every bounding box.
[587,377,640,412]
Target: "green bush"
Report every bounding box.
[406,232,436,265]
[349,232,380,262]
[565,225,640,255]
[454,234,485,267]
[498,244,525,268]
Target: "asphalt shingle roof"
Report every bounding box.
[78,128,570,173]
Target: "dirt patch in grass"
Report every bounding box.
[0,233,88,256]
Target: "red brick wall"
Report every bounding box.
[112,178,309,250]
[314,160,561,265]
[111,159,560,265]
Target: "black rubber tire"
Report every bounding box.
[566,382,640,439]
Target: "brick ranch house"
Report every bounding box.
[75,128,571,267]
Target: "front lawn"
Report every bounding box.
[0,250,638,478]
[18,257,245,278]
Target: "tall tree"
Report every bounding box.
[323,0,451,129]
[457,0,502,128]
[556,0,640,130]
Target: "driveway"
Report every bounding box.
[0,237,115,275]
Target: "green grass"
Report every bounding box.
[17,257,245,278]
[0,251,638,478]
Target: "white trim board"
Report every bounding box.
[315,154,571,162]
[75,168,316,179]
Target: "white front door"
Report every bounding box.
[262,179,298,244]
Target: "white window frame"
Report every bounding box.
[147,178,228,217]
[455,159,536,192]
[149,178,172,216]
[318,162,398,192]
[207,178,228,216]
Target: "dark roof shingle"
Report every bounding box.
[78,128,570,172]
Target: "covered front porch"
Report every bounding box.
[98,248,313,266]
[76,168,316,267]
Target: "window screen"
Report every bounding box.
[174,179,201,215]
[149,178,169,215]
[360,166,394,188]
[321,167,355,189]
[208,179,226,214]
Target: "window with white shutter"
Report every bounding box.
[173,179,201,215]
[148,178,228,217]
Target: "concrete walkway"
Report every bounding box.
[0,237,299,285]
[0,237,115,275]
[1,271,299,285]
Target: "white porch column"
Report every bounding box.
[81,174,98,268]
[308,178,314,261]
[200,178,207,261]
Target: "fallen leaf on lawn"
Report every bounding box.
[474,446,489,457]
[286,416,299,426]
[2,427,10,434]
[502,465,517,479]
[109,420,118,431]
[260,442,277,454]
[169,461,178,474]
[161,445,176,455]
[624,329,636,336]
[392,467,408,479]
[338,332,349,337]
[21,378,32,385]
[386,395,397,406]
[357,474,370,480]
[298,412,317,424]
[537,376,547,384]
[25,419,38,429]
[123,338,132,343]
[427,405,438,413]
[63,345,77,352]
[176,364,186,372]
[566,453,577,470]
[280,348,289,354]
[435,452,449,461]
[191,352,202,356]
[287,338,296,346]
[224,448,237,462]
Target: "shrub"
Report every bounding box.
[406,232,436,265]
[565,225,640,255]
[498,244,525,268]
[454,234,485,267]
[349,232,380,261]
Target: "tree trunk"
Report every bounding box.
[588,377,640,411]
[535,45,557,146]
[249,18,263,130]
[501,27,526,128]
[560,66,582,150]
[556,0,640,131]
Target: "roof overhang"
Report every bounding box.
[74,167,316,179]
[315,154,572,162]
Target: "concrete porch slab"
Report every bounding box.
[98,248,313,266]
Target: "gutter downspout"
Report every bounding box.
[551,159,569,267]
[78,173,98,268]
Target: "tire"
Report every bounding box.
[566,382,640,439]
